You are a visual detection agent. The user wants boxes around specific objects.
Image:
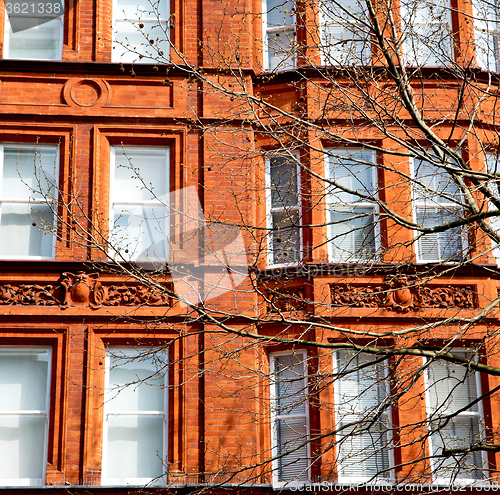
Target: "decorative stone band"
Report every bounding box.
[331,280,477,312]
[0,272,173,308]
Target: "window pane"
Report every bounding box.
[267,29,295,71]
[3,147,57,200]
[106,415,164,479]
[271,210,300,264]
[114,148,168,202]
[277,417,309,482]
[115,0,168,19]
[0,416,46,481]
[270,157,298,208]
[320,0,370,65]
[413,158,460,201]
[274,354,307,415]
[416,207,464,261]
[431,417,483,480]
[427,357,478,413]
[113,21,169,63]
[336,351,387,415]
[108,351,165,412]
[6,17,62,60]
[0,204,54,258]
[267,0,294,27]
[337,418,391,479]
[329,207,376,261]
[328,149,376,202]
[0,348,49,411]
[112,204,168,260]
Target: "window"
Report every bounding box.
[412,154,466,262]
[110,146,169,262]
[102,347,168,485]
[320,0,371,65]
[267,156,301,265]
[263,0,295,71]
[334,350,393,482]
[426,352,486,482]
[270,351,310,487]
[0,145,58,259]
[485,152,500,262]
[0,347,51,486]
[326,148,379,261]
[401,0,453,66]
[474,0,500,71]
[112,0,169,63]
[4,5,63,60]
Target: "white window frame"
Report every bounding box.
[4,12,63,60]
[102,347,168,486]
[109,146,169,262]
[425,351,488,484]
[334,350,394,483]
[0,144,58,260]
[319,0,371,66]
[410,154,467,263]
[263,0,296,71]
[112,0,170,63]
[0,346,52,487]
[474,0,500,72]
[325,148,380,262]
[401,0,453,66]
[270,350,310,488]
[265,155,302,267]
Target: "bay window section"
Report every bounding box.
[110,146,169,262]
[267,156,301,265]
[112,0,169,63]
[320,0,371,65]
[270,351,310,487]
[426,352,486,482]
[334,350,393,482]
[103,347,168,486]
[4,9,63,60]
[326,148,379,262]
[412,155,466,262]
[263,0,295,71]
[474,0,500,72]
[0,145,58,259]
[0,347,51,486]
[401,0,453,66]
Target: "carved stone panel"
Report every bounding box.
[331,276,476,311]
[0,272,172,308]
